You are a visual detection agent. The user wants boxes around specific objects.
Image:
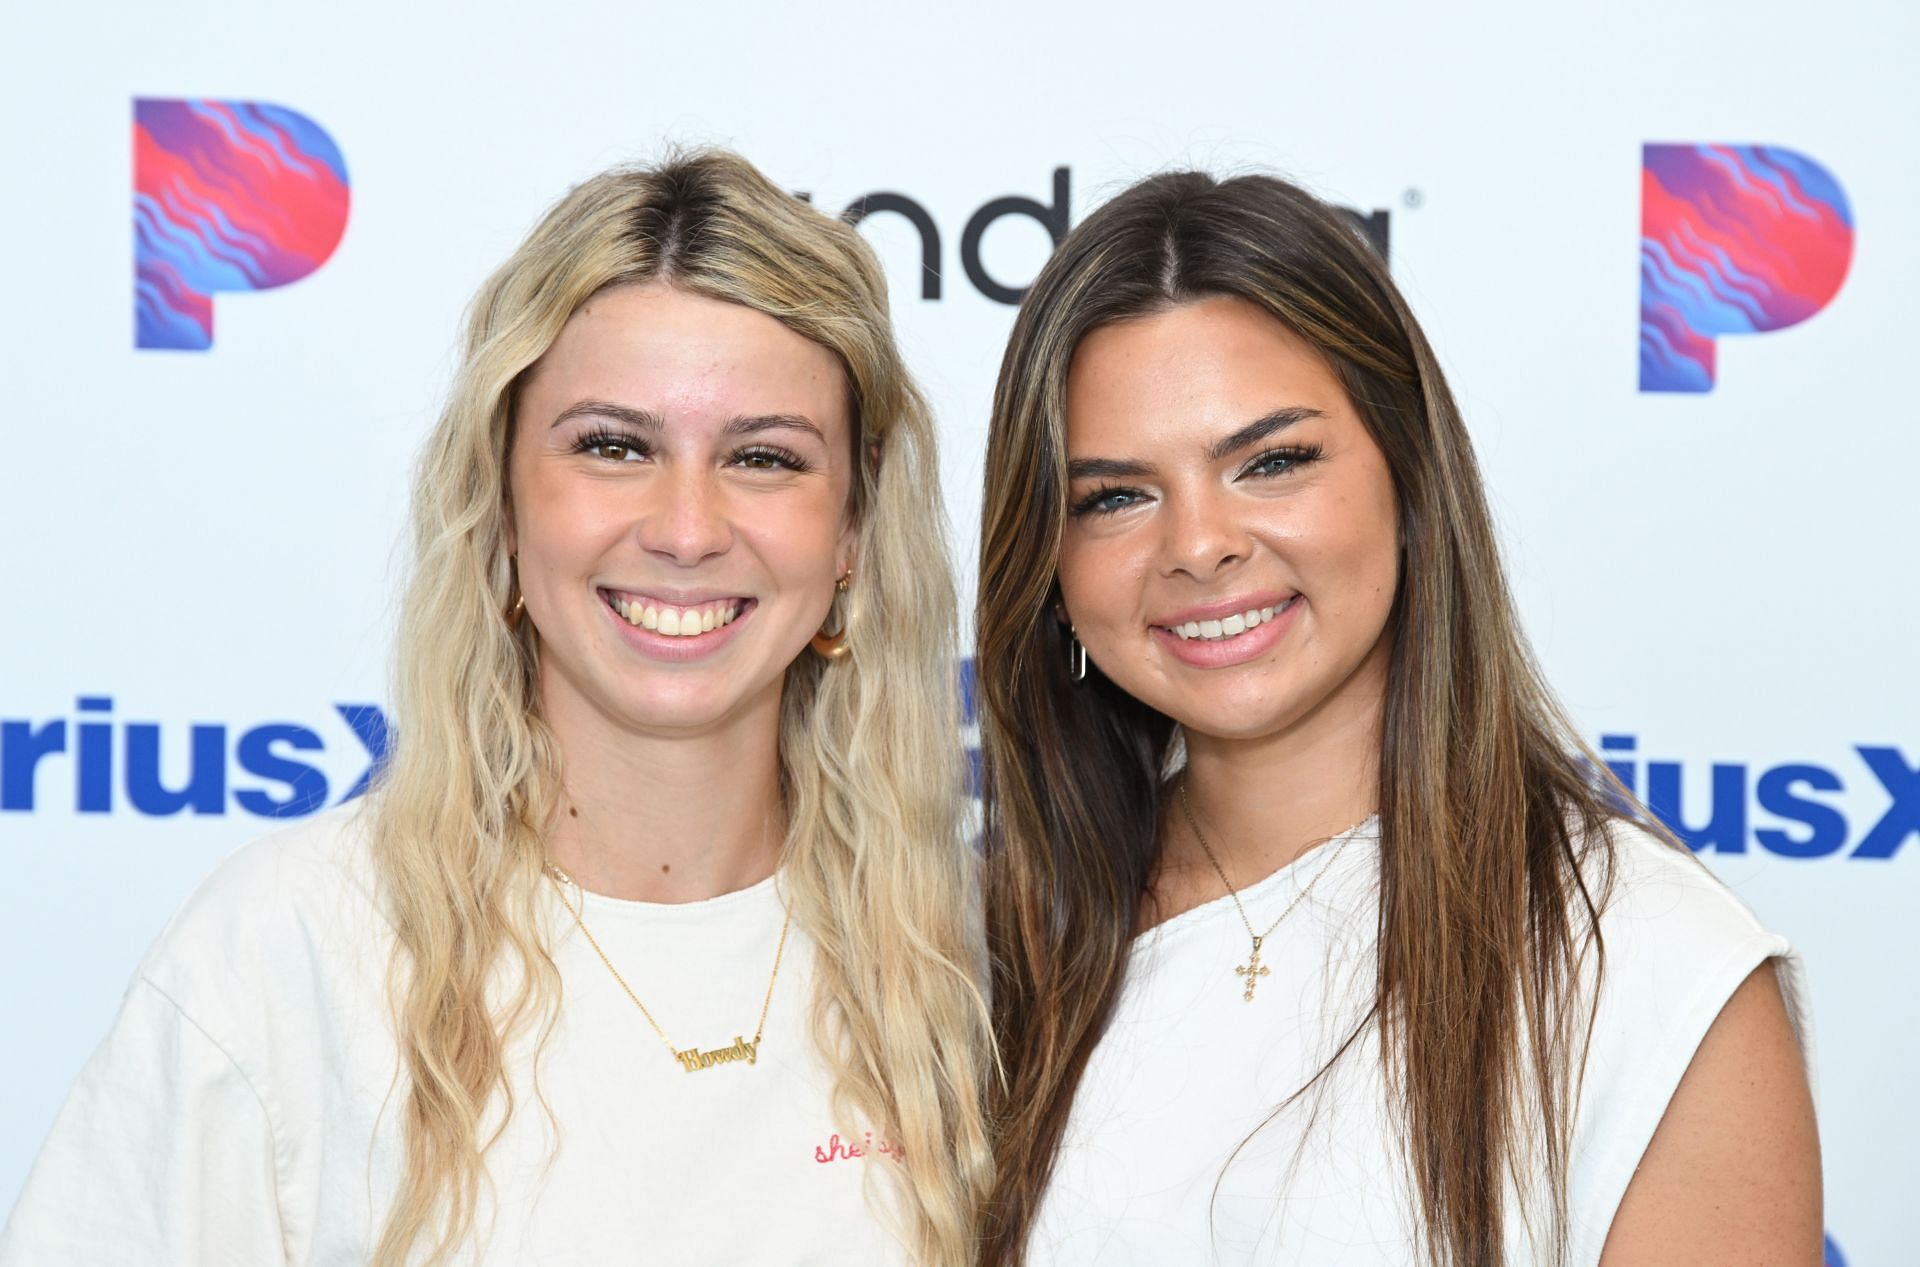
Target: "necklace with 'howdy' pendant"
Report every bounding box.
[545,861,792,1072]
[1177,782,1358,1002]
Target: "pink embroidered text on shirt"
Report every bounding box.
[813,1130,906,1164]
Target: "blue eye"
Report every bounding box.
[1070,485,1145,517]
[1242,444,1323,479]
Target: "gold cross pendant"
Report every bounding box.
[1234,935,1270,1002]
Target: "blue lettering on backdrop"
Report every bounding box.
[1599,734,1917,860]
[1853,746,1920,859]
[0,698,387,817]
[233,724,329,817]
[1,700,1912,859]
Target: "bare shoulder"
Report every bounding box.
[1597,959,1821,1266]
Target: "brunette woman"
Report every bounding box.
[976,172,1818,1265]
[2,152,988,1266]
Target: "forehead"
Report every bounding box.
[1063,295,1353,450]
[521,281,849,431]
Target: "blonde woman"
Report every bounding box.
[0,151,990,1266]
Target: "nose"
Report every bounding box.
[1158,484,1250,581]
[635,466,732,566]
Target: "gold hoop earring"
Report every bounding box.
[810,571,853,660]
[507,593,527,630]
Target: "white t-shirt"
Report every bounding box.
[0,806,912,1265]
[1027,817,1812,1266]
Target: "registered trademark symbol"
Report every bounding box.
[1403,188,1424,209]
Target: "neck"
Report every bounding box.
[1174,636,1387,886]
[540,678,787,904]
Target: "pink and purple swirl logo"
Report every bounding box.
[134,98,350,351]
[1640,144,1853,393]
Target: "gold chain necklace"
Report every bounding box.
[544,862,794,1073]
[1176,781,1358,1002]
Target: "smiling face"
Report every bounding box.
[1057,294,1401,745]
[507,281,855,739]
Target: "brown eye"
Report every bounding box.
[585,440,645,462]
[731,446,809,473]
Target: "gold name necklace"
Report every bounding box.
[544,861,793,1073]
[1176,781,1358,1002]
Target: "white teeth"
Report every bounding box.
[1169,601,1291,643]
[608,594,745,637]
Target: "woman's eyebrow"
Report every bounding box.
[548,400,663,431]
[725,414,828,445]
[1067,455,1155,480]
[1207,406,1326,461]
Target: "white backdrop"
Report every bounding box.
[1,1,1912,1260]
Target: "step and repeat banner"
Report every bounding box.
[1,0,1912,1258]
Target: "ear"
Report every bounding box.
[835,518,859,582]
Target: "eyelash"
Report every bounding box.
[1067,444,1325,519]
[1240,443,1323,480]
[572,430,812,473]
[573,429,652,462]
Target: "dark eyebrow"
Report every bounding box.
[1066,407,1327,481]
[1206,407,1326,462]
[548,400,664,431]
[1066,456,1156,481]
[724,414,828,445]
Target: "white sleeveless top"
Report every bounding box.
[1027,818,1811,1266]
[0,805,912,1265]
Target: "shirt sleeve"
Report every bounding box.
[0,977,288,1267]
[1562,827,1813,1265]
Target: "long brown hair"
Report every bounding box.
[977,170,1622,1266]
[372,150,990,1266]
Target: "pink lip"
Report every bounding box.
[601,592,757,663]
[601,585,750,606]
[1150,594,1302,669]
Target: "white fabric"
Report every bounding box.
[0,806,910,1266]
[1028,818,1812,1266]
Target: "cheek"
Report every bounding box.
[1056,528,1153,633]
[1309,481,1400,625]
[748,492,849,585]
[1055,531,1110,623]
[511,471,624,579]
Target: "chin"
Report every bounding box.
[582,659,735,722]
[1153,680,1317,744]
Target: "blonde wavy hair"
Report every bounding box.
[368,150,990,1266]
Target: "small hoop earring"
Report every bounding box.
[1067,625,1088,684]
[507,594,527,630]
[810,571,853,660]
